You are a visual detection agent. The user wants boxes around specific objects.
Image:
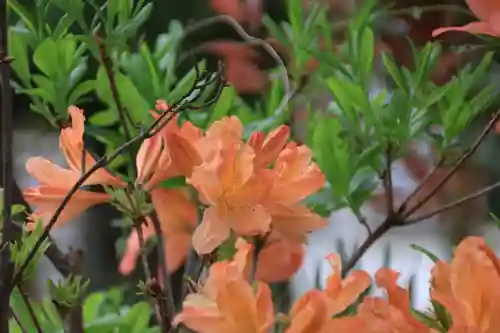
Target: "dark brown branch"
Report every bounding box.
[0,0,14,329]
[341,217,394,277]
[182,203,204,299]
[405,180,500,225]
[342,111,500,274]
[149,212,176,318]
[18,286,43,333]
[95,34,137,176]
[401,109,500,219]
[134,218,170,333]
[396,157,445,215]
[383,146,395,216]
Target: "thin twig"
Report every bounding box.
[11,308,28,333]
[405,180,500,225]
[18,286,43,333]
[95,34,137,177]
[396,157,445,215]
[352,210,372,237]
[383,145,394,216]
[0,0,14,329]
[180,15,293,118]
[182,202,204,299]
[402,109,500,219]
[341,217,394,277]
[134,218,169,333]
[149,211,176,316]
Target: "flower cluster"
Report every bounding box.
[175,236,500,333]
[24,100,326,282]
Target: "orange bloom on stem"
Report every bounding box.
[188,118,272,254]
[432,0,500,37]
[24,106,125,228]
[247,124,290,168]
[430,237,500,333]
[323,253,371,316]
[286,289,366,333]
[122,99,201,274]
[232,237,304,283]
[265,142,327,243]
[137,102,202,190]
[119,187,197,275]
[211,0,262,32]
[357,268,436,333]
[174,246,274,333]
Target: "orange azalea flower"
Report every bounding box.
[188,118,271,254]
[174,251,274,333]
[286,289,366,333]
[24,106,125,227]
[232,237,304,283]
[265,143,327,243]
[430,237,500,333]
[204,41,269,93]
[357,268,436,333]
[119,188,197,274]
[323,253,371,316]
[211,0,262,32]
[432,0,500,38]
[247,124,290,168]
[137,100,202,190]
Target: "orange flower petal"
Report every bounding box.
[136,134,162,185]
[167,132,202,177]
[26,157,81,188]
[256,240,304,282]
[230,204,271,236]
[432,21,498,37]
[324,254,371,316]
[165,233,192,273]
[288,290,330,333]
[192,206,231,254]
[467,0,500,22]
[24,185,109,227]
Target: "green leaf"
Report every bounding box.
[159,176,187,189]
[313,116,353,197]
[33,38,59,79]
[52,13,77,40]
[83,292,107,323]
[7,0,38,39]
[412,309,443,330]
[125,302,152,332]
[217,234,237,261]
[115,3,153,39]
[96,66,149,124]
[357,27,374,85]
[22,87,56,105]
[327,77,369,125]
[89,109,119,126]
[207,86,236,124]
[68,80,96,105]
[382,53,409,94]
[410,244,440,263]
[8,28,31,85]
